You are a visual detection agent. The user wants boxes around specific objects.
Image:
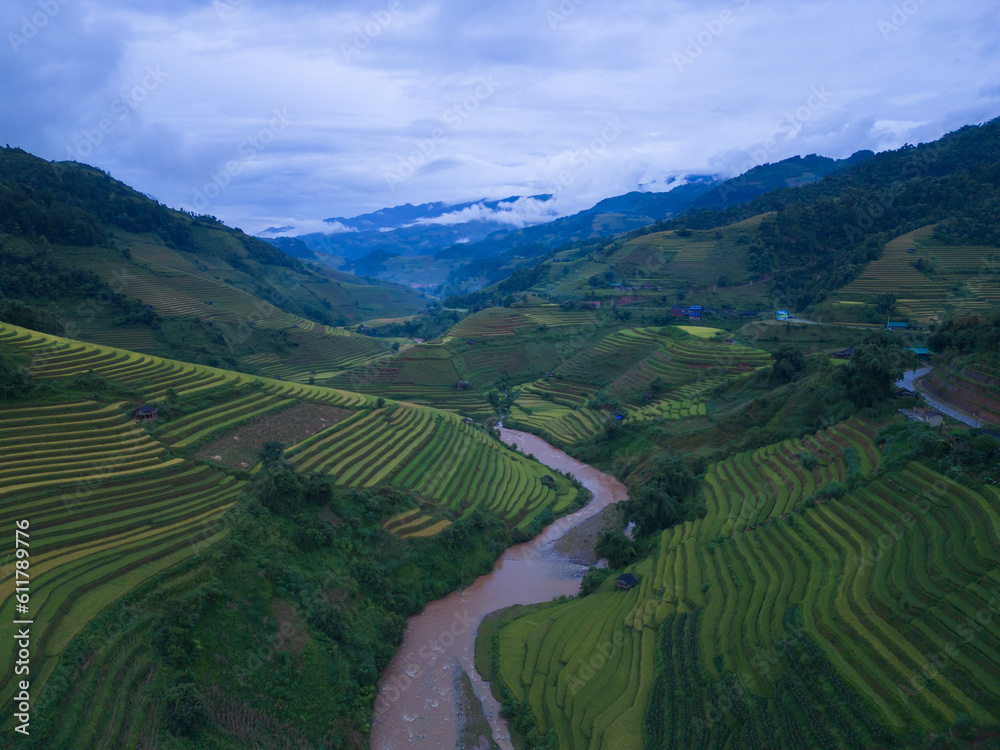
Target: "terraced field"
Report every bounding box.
[0,322,368,407]
[448,306,600,339]
[919,361,1000,426]
[70,247,390,379]
[0,400,245,714]
[832,226,1000,322]
[382,508,453,539]
[508,327,770,444]
[284,404,578,528]
[448,308,541,338]
[488,418,1000,748]
[328,342,494,417]
[0,320,588,726]
[0,324,575,531]
[239,324,388,382]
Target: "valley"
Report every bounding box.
[1,118,999,750]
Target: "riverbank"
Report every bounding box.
[370,428,629,750]
[553,503,624,565]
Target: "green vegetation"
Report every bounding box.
[0,320,584,745]
[13,470,515,748]
[482,417,1000,749]
[4,117,1000,750]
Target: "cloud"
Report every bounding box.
[258,219,356,237]
[408,196,561,229]
[1,0,997,232]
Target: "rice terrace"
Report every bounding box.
[3,22,1000,750]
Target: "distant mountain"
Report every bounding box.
[446,117,1000,317]
[325,194,555,232]
[264,151,874,293]
[260,194,558,261]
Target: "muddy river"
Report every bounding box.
[370,428,629,750]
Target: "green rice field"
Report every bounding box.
[487,417,1000,748]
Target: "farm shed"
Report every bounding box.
[616,573,639,591]
[131,405,159,421]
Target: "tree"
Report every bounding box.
[870,292,898,315]
[0,353,32,399]
[622,453,699,536]
[837,332,907,407]
[769,344,806,384]
[164,681,208,737]
[594,531,637,568]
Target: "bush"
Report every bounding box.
[580,566,615,595]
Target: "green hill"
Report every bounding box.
[449,118,1000,322]
[0,320,583,745]
[0,147,427,376]
[481,418,1000,749]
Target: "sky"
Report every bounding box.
[1,0,998,235]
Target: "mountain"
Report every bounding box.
[260,194,558,261]
[0,147,428,375]
[445,118,1000,320]
[267,152,873,295]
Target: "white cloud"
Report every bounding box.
[256,219,356,237]
[407,196,560,228]
[0,0,997,230]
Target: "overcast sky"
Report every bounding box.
[2,0,998,234]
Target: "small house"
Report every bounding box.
[912,407,944,427]
[455,381,470,391]
[831,347,855,360]
[132,405,158,421]
[886,321,909,330]
[541,475,556,488]
[462,417,474,425]
[616,574,639,591]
